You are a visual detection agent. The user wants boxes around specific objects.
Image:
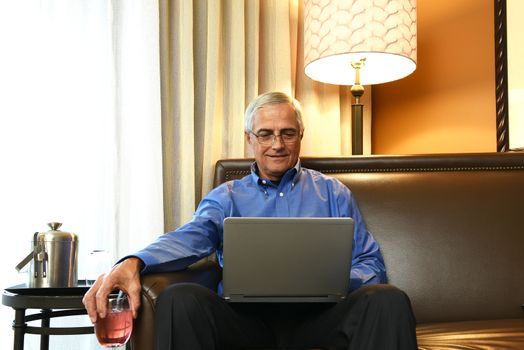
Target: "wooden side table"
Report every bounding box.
[2,283,94,350]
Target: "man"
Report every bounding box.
[83,92,417,349]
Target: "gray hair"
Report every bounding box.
[244,92,304,132]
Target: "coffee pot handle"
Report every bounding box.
[15,251,33,272]
[14,232,39,272]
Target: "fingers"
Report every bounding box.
[82,257,143,323]
[123,277,142,319]
[82,276,105,323]
[115,257,143,319]
[94,273,114,319]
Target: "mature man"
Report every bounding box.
[83,92,418,350]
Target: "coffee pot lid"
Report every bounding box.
[38,222,78,242]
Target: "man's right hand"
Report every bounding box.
[82,257,143,323]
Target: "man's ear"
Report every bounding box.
[245,131,252,145]
[300,129,305,140]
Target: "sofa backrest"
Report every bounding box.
[214,153,524,323]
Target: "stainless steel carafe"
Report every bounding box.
[16,222,79,288]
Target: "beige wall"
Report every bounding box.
[372,0,496,154]
[507,0,524,149]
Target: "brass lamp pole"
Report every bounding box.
[350,59,365,155]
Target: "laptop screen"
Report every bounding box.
[222,217,354,303]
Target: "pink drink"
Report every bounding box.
[95,307,133,347]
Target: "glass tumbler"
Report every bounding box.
[94,292,133,348]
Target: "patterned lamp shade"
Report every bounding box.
[304,0,417,86]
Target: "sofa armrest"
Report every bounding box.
[127,259,222,350]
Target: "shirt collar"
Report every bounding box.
[250,159,302,186]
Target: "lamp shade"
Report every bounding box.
[304,0,417,86]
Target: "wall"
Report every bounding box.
[372,0,496,154]
[507,0,524,150]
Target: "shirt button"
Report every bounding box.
[262,180,266,185]
[279,192,284,197]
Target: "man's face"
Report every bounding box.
[245,102,302,181]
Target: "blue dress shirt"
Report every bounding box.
[133,160,387,291]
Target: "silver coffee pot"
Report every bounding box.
[16,222,79,288]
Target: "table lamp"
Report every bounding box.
[304,0,417,154]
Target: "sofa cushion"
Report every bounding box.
[417,318,524,350]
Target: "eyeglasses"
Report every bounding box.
[249,129,301,145]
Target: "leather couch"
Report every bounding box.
[128,152,524,350]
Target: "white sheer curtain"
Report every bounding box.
[0,1,163,349]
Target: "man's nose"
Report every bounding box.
[271,135,285,148]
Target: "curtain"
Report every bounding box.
[160,0,372,231]
[0,1,163,349]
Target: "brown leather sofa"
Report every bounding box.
[128,152,524,350]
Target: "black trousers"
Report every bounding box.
[155,283,418,350]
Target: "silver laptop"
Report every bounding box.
[222,217,354,303]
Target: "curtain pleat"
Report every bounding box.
[160,0,196,231]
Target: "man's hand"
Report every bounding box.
[82,257,143,323]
